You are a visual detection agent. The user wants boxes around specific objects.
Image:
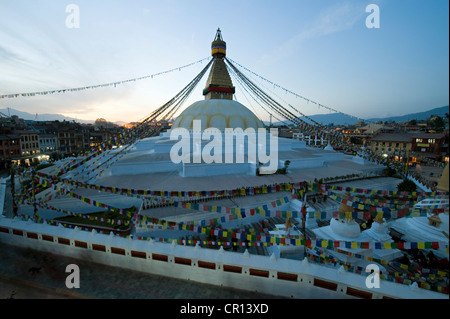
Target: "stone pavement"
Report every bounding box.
[0,274,89,299]
[0,243,284,299]
[331,177,403,192]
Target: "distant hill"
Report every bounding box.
[2,105,448,127]
[266,113,360,126]
[367,105,449,123]
[0,108,93,124]
[270,105,449,126]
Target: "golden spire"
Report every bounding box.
[203,28,235,100]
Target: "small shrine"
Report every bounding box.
[428,214,442,228]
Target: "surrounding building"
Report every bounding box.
[369,133,413,156]
[412,133,448,160]
[16,130,40,157]
[57,126,89,156]
[354,123,392,137]
[0,133,21,169]
[39,133,58,155]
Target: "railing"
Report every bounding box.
[0,221,448,299]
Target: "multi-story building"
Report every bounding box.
[0,133,21,169]
[412,133,448,161]
[39,133,58,155]
[1,116,129,165]
[58,129,85,156]
[56,121,92,156]
[369,133,413,157]
[350,123,395,146]
[369,132,449,164]
[14,130,41,165]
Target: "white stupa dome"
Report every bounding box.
[172,99,264,131]
[330,218,361,238]
[371,219,388,234]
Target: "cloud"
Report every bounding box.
[0,45,30,64]
[258,1,365,65]
[306,1,364,37]
[0,3,96,86]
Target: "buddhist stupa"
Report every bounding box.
[172,28,264,132]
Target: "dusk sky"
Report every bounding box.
[0,0,448,124]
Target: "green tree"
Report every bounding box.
[397,179,417,192]
[382,167,397,177]
[427,115,445,132]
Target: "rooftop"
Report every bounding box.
[371,133,414,142]
[412,133,446,139]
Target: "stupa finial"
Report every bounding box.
[211,27,226,57]
[215,28,222,41]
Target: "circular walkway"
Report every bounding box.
[0,243,283,299]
